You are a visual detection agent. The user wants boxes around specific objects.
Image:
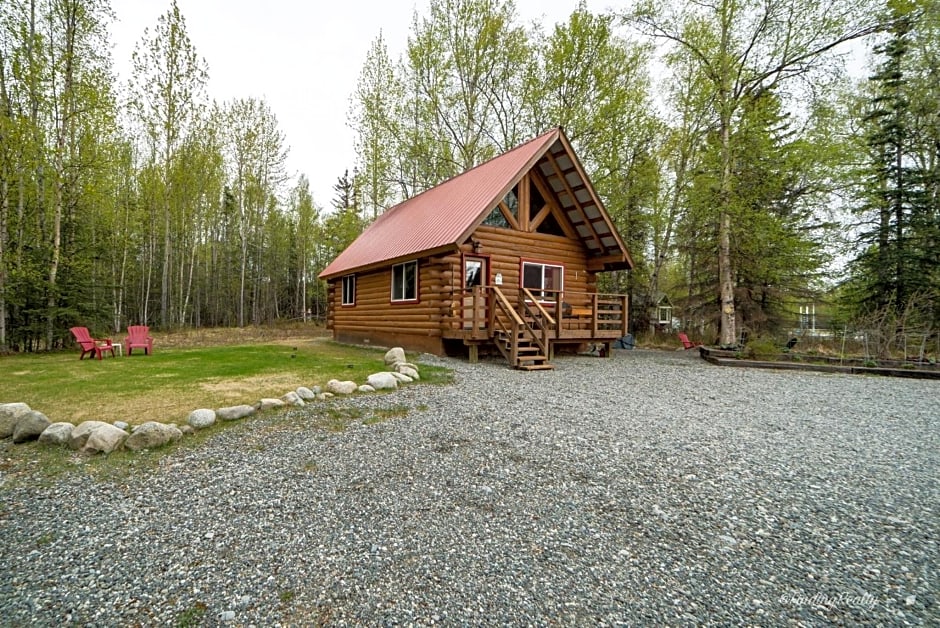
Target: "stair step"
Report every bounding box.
[517,363,555,371]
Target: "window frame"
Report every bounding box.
[521,260,564,300]
[658,305,672,324]
[391,260,419,302]
[341,274,356,306]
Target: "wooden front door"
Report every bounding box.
[463,256,488,329]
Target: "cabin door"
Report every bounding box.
[462,256,488,330]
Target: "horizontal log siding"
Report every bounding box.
[473,226,596,306]
[328,256,454,354]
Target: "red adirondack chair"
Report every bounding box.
[69,326,115,360]
[125,325,154,355]
[678,332,703,350]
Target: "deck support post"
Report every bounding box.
[469,343,479,363]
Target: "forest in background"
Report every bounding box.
[0,0,937,352]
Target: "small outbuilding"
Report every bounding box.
[319,128,634,369]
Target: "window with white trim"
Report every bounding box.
[522,262,563,299]
[391,261,418,301]
[341,275,356,305]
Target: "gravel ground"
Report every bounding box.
[0,349,937,626]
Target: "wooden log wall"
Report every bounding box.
[472,226,597,307]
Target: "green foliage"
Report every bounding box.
[843,0,940,324]
[742,336,780,360]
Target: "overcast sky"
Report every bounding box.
[109,0,606,209]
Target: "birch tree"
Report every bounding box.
[631,0,881,346]
[129,0,208,327]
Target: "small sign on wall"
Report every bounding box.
[495,273,503,285]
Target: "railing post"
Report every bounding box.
[591,293,598,336]
[621,295,628,336]
[471,285,482,333]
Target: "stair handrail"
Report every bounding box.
[521,288,554,354]
[488,286,523,365]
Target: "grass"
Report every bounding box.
[2,337,450,426]
[0,331,453,485]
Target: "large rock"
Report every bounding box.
[390,371,413,383]
[397,365,420,380]
[358,384,376,393]
[296,387,317,401]
[367,372,398,390]
[326,379,358,395]
[125,421,183,451]
[188,408,217,429]
[281,391,304,407]
[217,405,255,421]
[39,422,75,446]
[0,403,32,438]
[384,347,406,368]
[71,421,127,454]
[258,398,285,411]
[12,411,51,443]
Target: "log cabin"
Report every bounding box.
[318,127,634,370]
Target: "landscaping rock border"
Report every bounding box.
[0,347,424,456]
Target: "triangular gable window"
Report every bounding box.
[503,186,519,220]
[535,211,566,236]
[483,205,510,228]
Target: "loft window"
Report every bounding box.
[341,274,356,306]
[483,205,510,228]
[658,305,672,324]
[503,185,519,220]
[391,260,418,302]
[522,261,563,299]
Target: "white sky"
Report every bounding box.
[108,0,606,209]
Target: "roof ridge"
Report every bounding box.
[376,127,560,222]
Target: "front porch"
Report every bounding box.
[442,286,629,369]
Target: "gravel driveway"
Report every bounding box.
[1,349,937,626]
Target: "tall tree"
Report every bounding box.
[846,0,940,322]
[350,33,400,218]
[631,0,881,346]
[128,0,208,327]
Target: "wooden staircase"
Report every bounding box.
[493,329,554,370]
[488,286,555,370]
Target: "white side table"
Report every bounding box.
[111,343,123,357]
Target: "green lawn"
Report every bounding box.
[1,339,451,426]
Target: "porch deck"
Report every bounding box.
[442,287,628,368]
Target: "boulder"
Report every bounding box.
[296,386,317,401]
[12,411,51,443]
[39,422,75,446]
[281,391,305,407]
[0,403,32,438]
[188,408,217,429]
[113,421,129,431]
[125,421,182,451]
[397,365,420,380]
[180,425,195,436]
[69,421,110,450]
[397,362,420,373]
[384,347,406,367]
[391,372,413,383]
[367,372,398,390]
[217,405,255,421]
[358,384,376,393]
[71,421,127,454]
[317,392,334,401]
[258,398,286,411]
[326,379,358,395]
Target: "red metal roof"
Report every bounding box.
[319,129,561,279]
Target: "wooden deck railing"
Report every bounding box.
[535,290,629,339]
